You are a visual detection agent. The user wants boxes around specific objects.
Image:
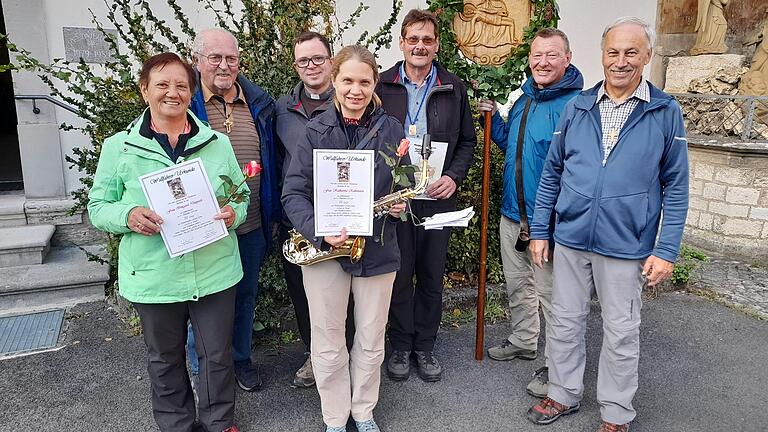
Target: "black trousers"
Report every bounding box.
[388,200,452,352]
[133,287,236,432]
[279,224,355,352]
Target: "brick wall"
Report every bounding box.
[685,139,768,263]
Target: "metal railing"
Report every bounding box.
[14,94,78,115]
[671,93,768,142]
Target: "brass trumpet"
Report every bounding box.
[283,135,433,266]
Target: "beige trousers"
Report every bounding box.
[499,216,554,354]
[302,260,396,427]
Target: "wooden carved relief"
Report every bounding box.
[452,0,532,66]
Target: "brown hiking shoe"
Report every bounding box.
[596,421,630,432]
[526,397,580,425]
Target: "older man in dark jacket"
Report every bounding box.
[377,9,476,383]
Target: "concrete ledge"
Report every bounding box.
[0,246,109,315]
[0,225,55,267]
[0,193,27,227]
[25,198,82,225]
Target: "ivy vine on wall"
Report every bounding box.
[428,0,559,101]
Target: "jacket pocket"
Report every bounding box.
[554,182,592,225]
[594,192,649,253]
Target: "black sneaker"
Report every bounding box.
[413,350,442,382]
[386,350,411,381]
[234,362,262,392]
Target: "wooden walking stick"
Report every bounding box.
[475,110,492,361]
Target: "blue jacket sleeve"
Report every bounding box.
[489,111,510,152]
[652,102,689,262]
[530,102,573,240]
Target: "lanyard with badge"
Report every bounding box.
[405,69,436,137]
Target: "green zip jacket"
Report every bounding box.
[88,109,250,304]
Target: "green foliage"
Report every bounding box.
[671,245,709,285]
[446,125,505,283]
[428,0,559,100]
[255,252,291,331]
[1,0,401,321]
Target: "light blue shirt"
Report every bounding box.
[399,62,436,139]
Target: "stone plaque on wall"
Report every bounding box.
[659,0,698,34]
[63,27,118,64]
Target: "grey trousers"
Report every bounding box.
[134,287,236,432]
[546,244,644,425]
[499,216,553,354]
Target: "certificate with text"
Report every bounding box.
[313,149,374,236]
[139,158,228,258]
[408,138,448,200]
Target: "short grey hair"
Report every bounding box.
[601,16,655,50]
[192,28,239,56]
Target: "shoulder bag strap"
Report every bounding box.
[515,98,533,237]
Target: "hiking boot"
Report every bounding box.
[413,350,442,382]
[325,425,346,432]
[355,418,381,432]
[526,366,549,398]
[222,427,240,432]
[596,421,630,432]
[487,339,537,361]
[234,362,262,392]
[526,397,580,425]
[386,350,411,381]
[293,356,315,388]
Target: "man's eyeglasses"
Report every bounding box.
[403,36,437,46]
[198,53,240,66]
[295,55,329,68]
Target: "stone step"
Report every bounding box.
[0,193,26,227]
[0,246,109,316]
[0,224,55,268]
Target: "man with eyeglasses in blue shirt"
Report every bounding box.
[377,8,476,383]
[187,27,281,396]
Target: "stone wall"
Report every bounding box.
[685,138,768,263]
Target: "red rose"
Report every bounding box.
[242,160,262,178]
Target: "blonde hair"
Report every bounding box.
[332,44,382,111]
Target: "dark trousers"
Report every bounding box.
[388,201,452,352]
[134,287,236,432]
[279,224,355,352]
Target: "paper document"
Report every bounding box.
[313,149,375,236]
[407,138,448,200]
[139,158,228,258]
[422,206,475,230]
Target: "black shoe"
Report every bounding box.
[386,350,411,381]
[234,362,262,392]
[413,350,442,382]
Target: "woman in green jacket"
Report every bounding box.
[88,52,246,432]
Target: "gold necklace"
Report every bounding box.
[211,99,234,133]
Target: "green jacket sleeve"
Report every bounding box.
[87,136,136,234]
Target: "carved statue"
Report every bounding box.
[691,0,730,55]
[739,21,768,122]
[452,0,531,66]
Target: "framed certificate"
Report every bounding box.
[139,158,228,258]
[313,149,375,236]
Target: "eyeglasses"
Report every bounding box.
[295,55,329,68]
[403,36,437,46]
[197,53,240,66]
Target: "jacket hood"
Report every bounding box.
[522,64,584,102]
